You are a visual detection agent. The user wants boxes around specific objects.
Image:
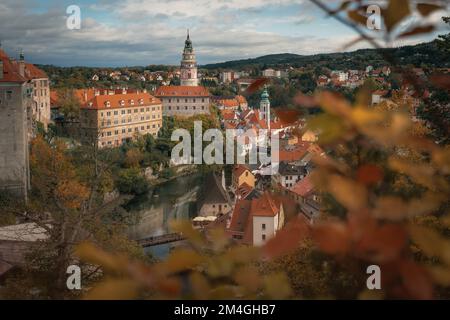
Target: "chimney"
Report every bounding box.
[19,49,25,77]
[83,90,88,102]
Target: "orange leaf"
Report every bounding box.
[246,78,270,94]
[312,222,351,255]
[399,25,435,38]
[263,217,310,259]
[417,3,444,16]
[430,74,450,90]
[358,224,407,263]
[356,164,384,186]
[399,259,434,300]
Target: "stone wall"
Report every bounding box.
[0,82,31,200]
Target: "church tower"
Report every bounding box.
[180,30,198,86]
[259,87,271,130]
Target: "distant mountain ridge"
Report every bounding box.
[201,40,448,70]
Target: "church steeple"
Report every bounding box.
[180,29,197,86]
[259,86,271,130]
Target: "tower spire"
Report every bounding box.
[187,28,190,40]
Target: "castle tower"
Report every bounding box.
[180,30,198,86]
[259,87,270,130]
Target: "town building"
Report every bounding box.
[155,31,211,117]
[76,89,163,148]
[0,48,33,199]
[155,86,210,117]
[232,165,256,190]
[22,54,51,129]
[273,161,307,189]
[198,173,232,217]
[219,71,235,84]
[227,192,284,246]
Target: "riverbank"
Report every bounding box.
[147,164,199,187]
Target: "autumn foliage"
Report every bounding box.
[70,0,450,300]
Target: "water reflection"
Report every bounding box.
[126,173,203,258]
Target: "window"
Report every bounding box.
[262,235,266,241]
[134,109,138,113]
[6,91,13,100]
[262,224,266,230]
[141,108,144,112]
[121,110,126,115]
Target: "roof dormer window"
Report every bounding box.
[139,99,144,105]
[130,99,134,105]
[105,101,111,108]
[120,100,125,106]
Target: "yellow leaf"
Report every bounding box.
[409,226,450,266]
[328,175,368,211]
[384,0,411,32]
[159,248,205,275]
[264,273,292,300]
[208,227,229,253]
[169,219,205,247]
[233,266,261,293]
[84,279,138,300]
[428,266,450,286]
[75,242,127,273]
[189,272,211,299]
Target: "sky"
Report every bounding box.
[0,0,448,67]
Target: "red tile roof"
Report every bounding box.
[236,182,254,200]
[290,176,314,197]
[24,63,47,79]
[250,192,281,217]
[155,85,209,97]
[227,192,282,245]
[51,88,161,110]
[85,92,161,110]
[0,49,27,83]
[279,141,312,162]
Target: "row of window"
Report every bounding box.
[101,114,161,127]
[34,89,48,97]
[165,105,206,111]
[165,98,206,103]
[101,123,161,137]
[100,106,160,117]
[103,99,157,108]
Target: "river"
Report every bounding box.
[125,173,203,258]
